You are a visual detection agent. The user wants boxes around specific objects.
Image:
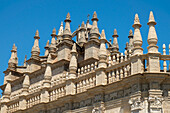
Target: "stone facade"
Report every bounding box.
[0,11,170,113]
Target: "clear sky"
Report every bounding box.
[0,0,170,91]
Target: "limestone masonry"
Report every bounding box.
[1,11,170,113]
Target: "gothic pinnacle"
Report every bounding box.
[63,13,72,40]
[133,14,141,27]
[58,22,64,36]
[128,29,133,37]
[92,11,98,21]
[81,21,85,28]
[148,11,156,25]
[8,44,18,69]
[132,14,143,55]
[101,29,106,40]
[69,43,77,74]
[31,30,40,60]
[99,29,107,68]
[112,29,119,52]
[51,28,56,36]
[147,11,158,53]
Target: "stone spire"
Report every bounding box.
[69,43,77,77]
[112,29,119,53]
[57,22,64,43]
[132,14,143,55]
[63,13,72,40]
[8,44,18,70]
[78,21,86,47]
[90,11,100,40]
[98,30,107,68]
[31,30,40,60]
[44,40,49,56]
[24,55,27,67]
[49,28,57,54]
[4,82,11,96]
[127,29,134,51]
[147,11,158,53]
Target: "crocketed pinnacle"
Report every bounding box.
[35,30,39,37]
[51,28,56,36]
[81,21,85,28]
[147,11,158,53]
[92,11,98,20]
[127,29,134,51]
[66,12,70,20]
[4,82,11,95]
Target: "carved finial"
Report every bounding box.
[93,11,97,19]
[148,11,156,24]
[81,21,85,28]
[35,30,39,37]
[12,44,17,52]
[66,12,70,20]
[46,40,49,47]
[114,29,118,35]
[58,22,64,36]
[129,29,133,37]
[101,29,106,40]
[134,14,140,25]
[52,28,56,34]
[71,43,77,53]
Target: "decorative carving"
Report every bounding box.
[148,96,163,108]
[129,97,143,111]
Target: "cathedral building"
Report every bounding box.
[0,11,170,113]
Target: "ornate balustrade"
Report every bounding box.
[26,93,41,109]
[7,101,19,113]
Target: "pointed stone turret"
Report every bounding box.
[98,30,107,68]
[112,29,119,53]
[63,13,72,40]
[147,11,158,53]
[24,55,27,67]
[57,22,64,43]
[127,29,134,51]
[78,21,86,47]
[90,11,100,40]
[44,40,49,56]
[8,44,18,70]
[49,28,57,54]
[31,30,40,60]
[132,14,143,55]
[69,43,77,77]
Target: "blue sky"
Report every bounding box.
[0,0,170,89]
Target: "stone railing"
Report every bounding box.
[78,62,98,76]
[76,74,96,93]
[49,85,66,102]
[106,53,131,84]
[26,93,41,109]
[7,101,19,113]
